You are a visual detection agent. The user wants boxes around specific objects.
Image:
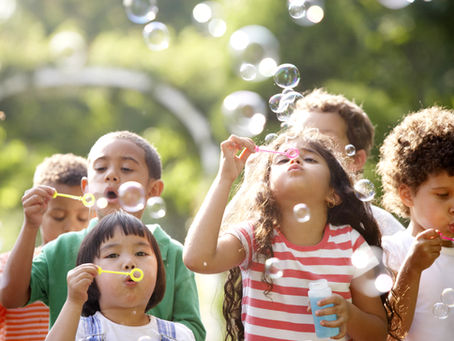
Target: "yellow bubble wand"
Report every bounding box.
[52,191,96,208]
[97,266,144,282]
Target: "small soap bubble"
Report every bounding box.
[432,302,449,319]
[96,197,108,209]
[351,248,372,269]
[137,336,153,341]
[288,0,307,19]
[123,0,158,24]
[265,257,283,279]
[119,181,146,212]
[276,109,291,122]
[79,333,106,341]
[239,63,257,81]
[203,261,207,267]
[375,273,393,293]
[345,144,356,157]
[277,90,303,114]
[441,288,454,307]
[147,196,166,219]
[273,63,300,89]
[269,93,283,113]
[143,22,170,51]
[354,179,376,202]
[264,133,278,143]
[293,203,310,223]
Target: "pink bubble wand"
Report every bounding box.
[438,231,454,242]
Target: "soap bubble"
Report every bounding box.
[264,133,278,143]
[96,197,108,209]
[222,91,267,137]
[354,179,375,202]
[375,273,393,293]
[229,25,280,82]
[147,196,166,219]
[345,144,356,157]
[119,181,146,212]
[265,257,283,279]
[293,203,310,223]
[288,0,308,19]
[273,63,300,89]
[269,93,283,113]
[143,22,170,51]
[432,302,449,319]
[123,0,158,24]
[441,288,454,308]
[239,63,257,81]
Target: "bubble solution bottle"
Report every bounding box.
[308,279,340,338]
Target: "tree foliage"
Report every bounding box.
[0,0,452,250]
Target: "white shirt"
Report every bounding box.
[371,205,405,236]
[382,230,454,340]
[75,311,195,341]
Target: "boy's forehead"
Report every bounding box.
[89,138,145,162]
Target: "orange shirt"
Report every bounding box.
[0,248,49,340]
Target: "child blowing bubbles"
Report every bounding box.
[183,129,389,341]
[45,211,194,341]
[377,107,454,340]
[0,131,205,341]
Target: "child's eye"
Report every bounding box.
[52,216,65,222]
[436,193,449,198]
[121,167,133,172]
[303,157,316,163]
[276,157,289,164]
[136,251,148,256]
[94,167,106,172]
[105,253,118,259]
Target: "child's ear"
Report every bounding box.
[326,190,342,208]
[398,184,414,208]
[81,176,88,193]
[351,149,367,173]
[147,179,164,198]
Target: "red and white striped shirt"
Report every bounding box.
[0,248,49,340]
[227,223,378,341]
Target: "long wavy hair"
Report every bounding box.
[221,128,396,340]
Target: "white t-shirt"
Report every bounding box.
[75,311,195,341]
[371,204,405,236]
[382,229,454,340]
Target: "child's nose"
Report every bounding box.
[105,169,119,182]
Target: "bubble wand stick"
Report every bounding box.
[52,191,95,208]
[438,231,454,242]
[97,266,144,282]
[239,146,300,159]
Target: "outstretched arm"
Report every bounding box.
[387,229,441,339]
[45,263,98,341]
[0,185,55,308]
[183,135,255,274]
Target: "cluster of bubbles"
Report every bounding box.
[77,181,166,220]
[268,63,303,123]
[432,288,454,319]
[123,0,170,51]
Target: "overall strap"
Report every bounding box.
[81,314,104,340]
[156,317,176,341]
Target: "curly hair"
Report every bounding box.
[221,128,392,340]
[33,153,87,187]
[291,88,374,156]
[377,106,454,218]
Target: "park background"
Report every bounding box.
[0,0,453,339]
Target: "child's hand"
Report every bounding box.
[312,294,350,339]
[66,263,98,306]
[218,135,256,182]
[21,185,55,230]
[408,228,442,272]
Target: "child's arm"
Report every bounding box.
[387,229,441,338]
[0,185,55,308]
[315,269,388,341]
[183,135,255,273]
[45,263,98,341]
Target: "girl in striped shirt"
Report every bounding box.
[184,128,393,341]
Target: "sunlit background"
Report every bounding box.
[0,0,453,339]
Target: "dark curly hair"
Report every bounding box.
[221,128,396,340]
[377,106,454,218]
